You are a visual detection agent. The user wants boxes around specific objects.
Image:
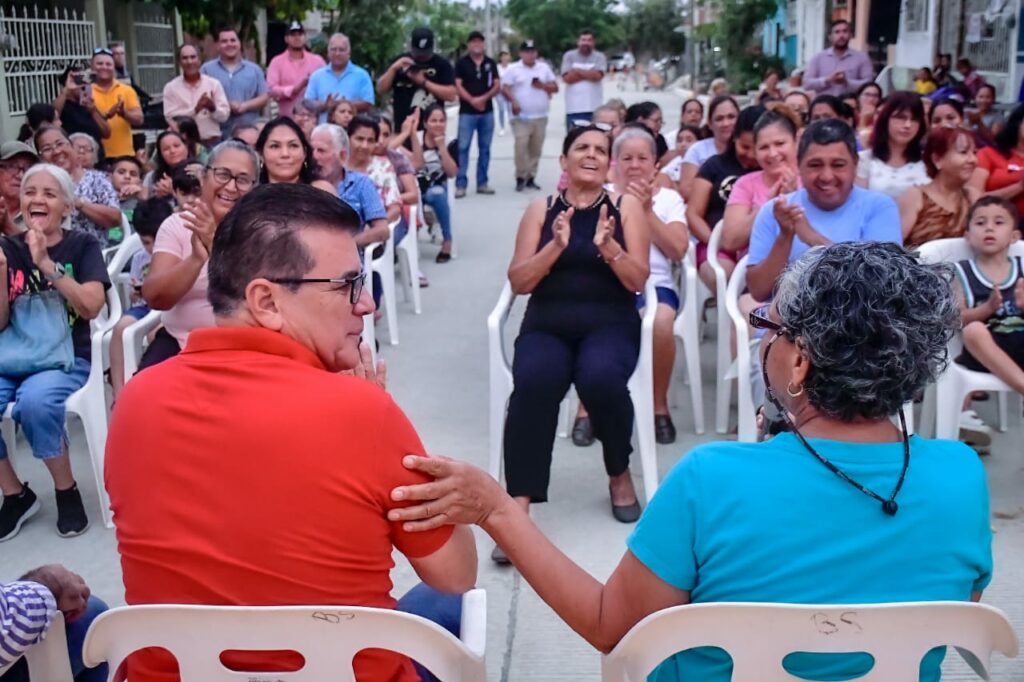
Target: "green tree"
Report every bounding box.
[159,0,316,51]
[505,0,623,61]
[403,0,478,59]
[622,0,684,59]
[706,0,781,91]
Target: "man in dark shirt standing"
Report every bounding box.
[376,27,457,133]
[52,66,111,148]
[453,31,499,198]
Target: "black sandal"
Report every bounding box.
[435,251,452,264]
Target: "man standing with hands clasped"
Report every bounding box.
[201,27,268,139]
[561,30,607,131]
[163,44,230,147]
[502,40,557,192]
[454,31,500,198]
[802,20,874,97]
[266,20,325,120]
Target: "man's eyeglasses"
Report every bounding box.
[0,161,32,174]
[93,47,113,57]
[268,272,366,304]
[206,166,255,191]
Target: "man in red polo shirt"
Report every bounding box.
[105,183,477,681]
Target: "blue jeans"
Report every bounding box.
[423,185,452,242]
[495,95,511,130]
[0,595,109,682]
[395,583,463,682]
[456,112,495,190]
[0,357,90,460]
[566,111,593,131]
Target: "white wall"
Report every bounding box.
[894,0,937,68]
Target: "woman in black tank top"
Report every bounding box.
[498,126,650,559]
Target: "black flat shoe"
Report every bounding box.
[491,544,511,565]
[571,416,595,447]
[610,497,641,524]
[435,251,452,264]
[654,414,676,444]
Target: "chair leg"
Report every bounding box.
[682,325,705,436]
[68,390,113,529]
[715,308,732,435]
[935,369,965,441]
[997,391,1008,432]
[381,259,399,346]
[630,373,658,503]
[919,383,937,439]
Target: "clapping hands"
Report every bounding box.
[552,207,574,248]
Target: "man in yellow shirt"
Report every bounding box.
[88,48,142,157]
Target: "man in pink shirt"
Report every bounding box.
[802,20,874,97]
[163,44,230,145]
[267,21,325,119]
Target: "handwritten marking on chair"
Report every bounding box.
[245,678,284,682]
[312,611,357,624]
[811,611,862,635]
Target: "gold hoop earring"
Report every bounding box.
[787,382,804,398]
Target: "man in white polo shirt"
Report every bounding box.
[560,30,606,131]
[501,40,558,192]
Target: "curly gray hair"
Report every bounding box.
[773,241,958,422]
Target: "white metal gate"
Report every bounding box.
[938,0,1014,74]
[0,5,95,119]
[132,2,175,96]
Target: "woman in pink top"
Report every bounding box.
[139,141,259,369]
[721,107,801,252]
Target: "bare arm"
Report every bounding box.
[423,78,457,103]
[0,257,8,330]
[142,251,205,310]
[355,218,390,249]
[239,93,269,116]
[123,105,144,127]
[50,277,105,320]
[898,187,923,241]
[646,203,688,262]
[678,162,699,201]
[406,525,478,594]
[437,142,457,178]
[508,199,565,294]
[410,134,425,170]
[956,277,1001,326]
[720,203,757,252]
[684,178,714,244]
[397,173,419,205]
[76,199,121,229]
[376,58,409,95]
[971,167,1024,201]
[746,232,794,301]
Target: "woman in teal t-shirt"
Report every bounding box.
[389,241,993,682]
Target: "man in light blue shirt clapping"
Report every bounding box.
[747,118,901,301]
[305,33,375,123]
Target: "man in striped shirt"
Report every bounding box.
[0,565,107,681]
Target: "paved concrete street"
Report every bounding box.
[1,84,1021,680]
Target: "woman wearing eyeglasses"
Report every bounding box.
[34,126,121,247]
[389,242,991,682]
[140,140,259,369]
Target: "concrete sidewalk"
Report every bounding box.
[1,84,1021,680]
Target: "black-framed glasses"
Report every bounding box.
[268,272,366,304]
[93,47,113,56]
[749,305,783,333]
[206,166,255,191]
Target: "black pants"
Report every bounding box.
[137,327,182,372]
[503,306,640,502]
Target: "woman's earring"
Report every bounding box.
[786,382,804,398]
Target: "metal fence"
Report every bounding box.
[132,2,176,96]
[0,5,95,118]
[938,0,1013,74]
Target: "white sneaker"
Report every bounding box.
[959,410,993,447]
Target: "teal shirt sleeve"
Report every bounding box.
[627,450,702,591]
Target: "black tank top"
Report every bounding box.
[954,256,1024,334]
[529,192,632,308]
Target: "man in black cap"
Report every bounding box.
[376,27,457,132]
[267,20,326,119]
[501,40,558,191]
[453,30,499,198]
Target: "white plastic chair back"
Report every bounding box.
[705,221,735,435]
[671,245,705,434]
[122,309,163,381]
[83,591,488,682]
[104,232,143,311]
[370,220,400,345]
[396,205,423,314]
[916,238,1024,438]
[723,256,758,442]
[487,280,660,501]
[601,601,1019,682]
[0,612,73,680]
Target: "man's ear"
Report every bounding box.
[245,279,285,331]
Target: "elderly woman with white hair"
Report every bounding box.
[69,132,100,169]
[0,163,110,541]
[390,241,992,682]
[606,124,688,444]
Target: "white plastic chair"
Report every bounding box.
[362,260,378,364]
[917,237,1024,439]
[601,601,1019,682]
[83,590,488,682]
[122,309,163,381]
[0,612,73,681]
[0,284,122,528]
[396,205,423,314]
[100,214,135,265]
[487,280,660,502]
[370,220,400,345]
[705,221,737,435]
[671,246,705,434]
[722,256,759,442]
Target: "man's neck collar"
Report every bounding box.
[220,56,241,67]
[331,62,349,75]
[287,47,306,58]
[183,72,201,83]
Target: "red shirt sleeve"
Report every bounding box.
[977,147,999,174]
[372,396,455,559]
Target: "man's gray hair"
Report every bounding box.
[312,123,349,156]
[69,133,99,154]
[773,241,958,422]
[797,118,858,162]
[329,32,350,47]
[612,126,656,159]
[207,139,261,175]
